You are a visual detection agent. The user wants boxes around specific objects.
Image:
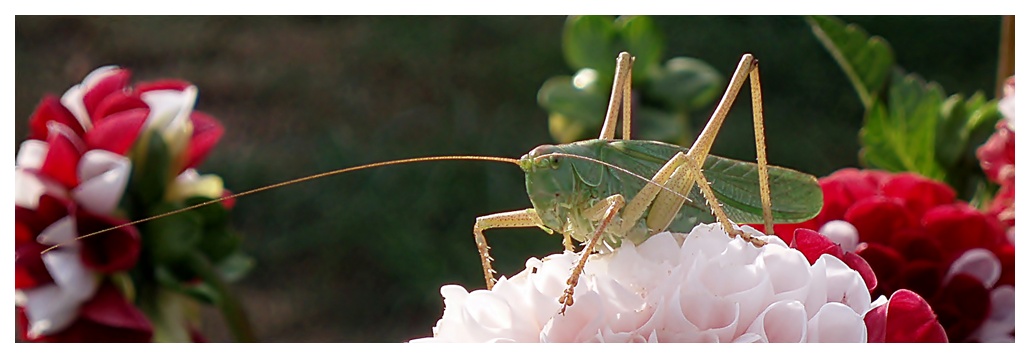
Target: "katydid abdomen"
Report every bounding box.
[520,139,822,251]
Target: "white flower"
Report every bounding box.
[412,223,871,343]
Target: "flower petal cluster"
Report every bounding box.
[774,169,1013,342]
[413,223,878,343]
[15,66,232,342]
[977,76,1015,238]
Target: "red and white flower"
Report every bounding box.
[15,66,227,342]
[774,169,1013,342]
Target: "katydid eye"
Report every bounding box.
[550,157,560,169]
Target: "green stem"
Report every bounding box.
[187,253,257,342]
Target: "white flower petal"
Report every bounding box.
[817,255,871,315]
[22,284,81,338]
[42,248,99,302]
[37,216,78,246]
[819,220,859,252]
[16,140,49,170]
[141,87,197,155]
[61,66,121,130]
[971,285,1015,342]
[745,300,808,343]
[944,248,1002,288]
[807,302,867,343]
[72,150,131,214]
[414,223,873,343]
[15,168,47,209]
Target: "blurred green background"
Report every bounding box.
[14,16,1003,342]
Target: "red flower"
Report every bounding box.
[774,169,1013,342]
[864,289,948,343]
[17,282,152,342]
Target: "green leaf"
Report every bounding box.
[860,70,946,179]
[198,225,242,262]
[562,16,617,73]
[936,93,972,169]
[130,133,172,209]
[634,106,690,146]
[215,252,255,283]
[615,15,664,82]
[645,56,724,112]
[146,202,204,264]
[155,265,219,304]
[538,74,608,142]
[807,15,894,109]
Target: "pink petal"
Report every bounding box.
[28,95,83,140]
[75,210,141,273]
[841,252,877,292]
[934,274,990,341]
[882,173,956,218]
[15,242,54,289]
[181,111,224,170]
[923,204,1005,258]
[876,289,947,343]
[81,68,131,121]
[91,91,147,123]
[790,228,843,265]
[844,196,916,245]
[75,282,153,342]
[136,79,193,92]
[85,108,148,155]
[39,123,85,188]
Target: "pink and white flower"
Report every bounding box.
[413,223,880,343]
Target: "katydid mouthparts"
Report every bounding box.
[50,52,823,315]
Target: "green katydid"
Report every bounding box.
[54,51,822,315]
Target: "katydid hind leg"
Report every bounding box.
[599,52,635,141]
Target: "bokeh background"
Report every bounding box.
[14,16,1004,342]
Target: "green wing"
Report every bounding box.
[588,140,822,229]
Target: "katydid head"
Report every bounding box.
[519,144,578,230]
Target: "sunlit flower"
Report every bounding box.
[413,223,875,343]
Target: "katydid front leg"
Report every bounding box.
[558,194,625,314]
[473,209,550,289]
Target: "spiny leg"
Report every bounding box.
[474,209,550,289]
[749,65,773,235]
[559,195,625,314]
[599,52,635,141]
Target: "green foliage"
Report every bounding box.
[808,15,1002,200]
[541,15,724,145]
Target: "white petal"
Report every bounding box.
[807,302,867,342]
[61,66,121,130]
[15,168,46,209]
[16,139,49,170]
[42,248,99,302]
[540,291,605,342]
[819,220,859,252]
[944,248,1001,288]
[971,285,1015,342]
[72,150,131,214]
[37,216,78,246]
[818,255,871,314]
[745,300,808,343]
[22,284,81,338]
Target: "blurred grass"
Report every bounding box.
[14,15,1002,342]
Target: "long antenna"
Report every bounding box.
[42,155,521,254]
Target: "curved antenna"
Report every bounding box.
[42,155,520,255]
